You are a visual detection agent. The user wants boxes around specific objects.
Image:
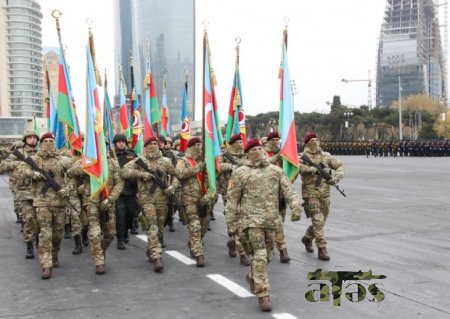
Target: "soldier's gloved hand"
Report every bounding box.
[200,192,213,207]
[164,185,175,196]
[77,185,85,195]
[57,188,70,200]
[196,162,206,173]
[141,172,153,181]
[32,171,45,180]
[100,199,112,211]
[305,166,318,174]
[327,177,339,186]
[290,206,303,222]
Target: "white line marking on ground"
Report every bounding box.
[273,314,298,319]
[207,274,254,298]
[165,250,196,265]
[136,235,147,242]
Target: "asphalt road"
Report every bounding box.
[0,156,449,319]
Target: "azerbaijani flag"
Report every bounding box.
[33,116,41,137]
[179,80,191,152]
[225,56,246,145]
[143,58,160,140]
[103,81,115,150]
[48,81,66,149]
[119,77,131,139]
[57,46,82,151]
[203,33,223,194]
[82,43,108,199]
[160,87,170,137]
[279,30,299,181]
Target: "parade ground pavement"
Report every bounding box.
[0,156,449,319]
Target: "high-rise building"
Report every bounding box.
[114,0,195,130]
[0,0,44,118]
[376,0,447,108]
[43,48,58,102]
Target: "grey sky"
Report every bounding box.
[39,1,446,127]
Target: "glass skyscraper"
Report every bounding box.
[114,0,195,129]
[2,0,44,117]
[376,0,447,108]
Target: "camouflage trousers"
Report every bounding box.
[64,195,82,236]
[142,202,167,261]
[185,204,208,257]
[244,227,275,297]
[20,199,37,242]
[221,193,245,255]
[35,206,65,268]
[87,203,116,266]
[304,196,330,248]
[275,208,287,251]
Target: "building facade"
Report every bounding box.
[114,0,195,131]
[376,0,447,108]
[1,0,44,118]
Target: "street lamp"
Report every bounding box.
[343,112,353,140]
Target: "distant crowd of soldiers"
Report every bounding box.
[0,130,345,312]
[320,140,450,157]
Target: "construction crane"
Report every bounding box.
[341,70,372,108]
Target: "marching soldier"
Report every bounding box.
[299,132,344,261]
[68,146,124,275]
[264,132,291,263]
[225,138,303,311]
[122,136,176,272]
[17,133,72,279]
[218,134,251,265]
[113,133,139,250]
[0,131,39,259]
[175,137,211,267]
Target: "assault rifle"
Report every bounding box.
[300,154,346,197]
[223,151,238,166]
[13,149,80,211]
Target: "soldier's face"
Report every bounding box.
[115,141,126,150]
[41,138,55,151]
[165,143,172,150]
[26,136,37,146]
[234,140,244,150]
[308,137,320,148]
[145,141,159,153]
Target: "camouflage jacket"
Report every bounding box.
[121,152,176,205]
[225,158,301,230]
[265,145,282,167]
[217,149,246,195]
[299,146,344,198]
[0,146,38,199]
[67,158,124,204]
[17,150,72,207]
[175,155,206,205]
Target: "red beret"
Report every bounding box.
[187,137,201,148]
[244,138,262,153]
[267,131,280,141]
[144,136,158,146]
[304,131,318,144]
[228,134,242,145]
[40,132,55,143]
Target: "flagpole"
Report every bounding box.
[202,26,207,165]
[45,69,50,130]
[129,51,135,136]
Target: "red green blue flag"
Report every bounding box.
[180,78,191,152]
[119,75,131,139]
[279,29,299,181]
[82,39,108,199]
[143,58,160,140]
[203,32,223,194]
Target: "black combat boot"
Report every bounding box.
[159,236,166,248]
[72,235,82,255]
[279,248,291,263]
[81,227,89,247]
[168,219,175,232]
[25,241,34,259]
[130,218,139,234]
[210,211,216,221]
[64,223,71,239]
[117,237,126,250]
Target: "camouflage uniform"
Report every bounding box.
[17,142,72,278]
[265,139,290,262]
[300,145,344,259]
[68,157,123,273]
[122,148,176,270]
[0,133,38,258]
[175,146,209,264]
[225,154,302,310]
[218,141,250,263]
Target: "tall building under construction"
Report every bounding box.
[376,0,447,108]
